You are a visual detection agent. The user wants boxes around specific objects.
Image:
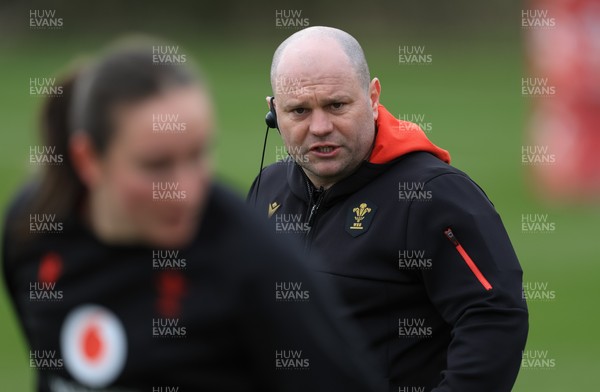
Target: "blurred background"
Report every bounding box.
[1,0,599,390]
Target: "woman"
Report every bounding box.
[2,39,382,391]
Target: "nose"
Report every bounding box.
[308,109,334,137]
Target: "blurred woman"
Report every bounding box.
[2,39,382,391]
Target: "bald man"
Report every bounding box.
[248,26,528,392]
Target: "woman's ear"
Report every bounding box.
[69,132,103,189]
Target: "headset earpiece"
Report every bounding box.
[265,97,278,129]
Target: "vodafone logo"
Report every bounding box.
[60,305,127,388]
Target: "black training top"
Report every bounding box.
[3,182,383,392]
[248,151,529,392]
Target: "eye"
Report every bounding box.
[293,108,306,115]
[331,102,344,110]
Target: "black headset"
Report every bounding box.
[265,96,278,129]
[254,97,278,206]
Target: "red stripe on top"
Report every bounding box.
[455,244,493,291]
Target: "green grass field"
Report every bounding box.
[1,33,598,390]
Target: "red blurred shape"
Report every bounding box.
[82,324,103,363]
[38,252,63,283]
[526,0,600,202]
[156,271,187,318]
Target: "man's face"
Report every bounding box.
[273,43,380,189]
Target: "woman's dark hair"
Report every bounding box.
[16,39,200,242]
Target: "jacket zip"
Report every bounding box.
[303,176,326,251]
[307,189,325,229]
[443,227,493,291]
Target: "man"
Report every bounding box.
[249,26,528,391]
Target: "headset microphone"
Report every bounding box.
[254,97,278,207]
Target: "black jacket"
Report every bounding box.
[3,183,383,392]
[248,105,528,392]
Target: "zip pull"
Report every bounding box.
[443,227,459,246]
[306,187,325,228]
[307,204,318,227]
[444,227,493,291]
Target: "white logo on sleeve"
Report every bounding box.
[60,304,127,388]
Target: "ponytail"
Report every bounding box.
[8,68,86,246]
[32,68,86,219]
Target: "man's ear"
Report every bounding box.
[69,132,103,190]
[266,96,273,109]
[369,78,381,121]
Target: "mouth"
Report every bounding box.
[309,144,341,158]
[161,208,193,225]
[315,146,335,153]
[162,215,186,227]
